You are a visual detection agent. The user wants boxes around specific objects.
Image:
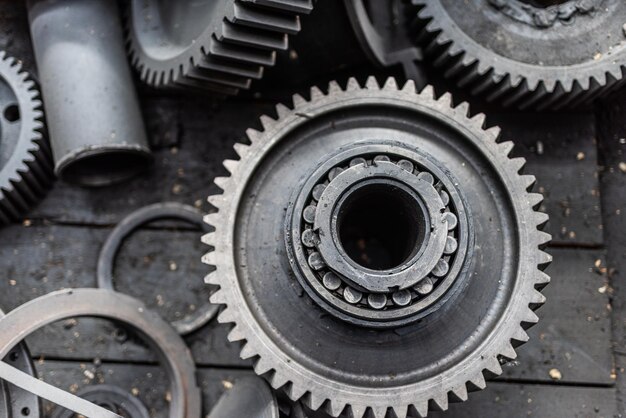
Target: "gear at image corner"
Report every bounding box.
[412,0,626,110]
[126,0,314,94]
[0,51,52,226]
[202,77,552,417]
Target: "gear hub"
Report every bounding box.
[203,77,551,417]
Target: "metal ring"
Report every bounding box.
[97,202,218,335]
[0,310,41,418]
[0,289,201,418]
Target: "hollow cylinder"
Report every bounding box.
[28,0,152,187]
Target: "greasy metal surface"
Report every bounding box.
[97,202,218,335]
[27,0,152,187]
[0,289,201,418]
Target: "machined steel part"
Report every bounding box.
[202,77,551,417]
[0,289,201,418]
[344,0,426,87]
[28,0,152,187]
[288,150,469,328]
[50,385,150,418]
[97,202,219,335]
[0,51,52,226]
[126,0,314,94]
[0,310,40,418]
[412,0,626,109]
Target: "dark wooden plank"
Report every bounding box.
[501,248,614,385]
[36,360,254,417]
[0,222,247,367]
[597,89,626,416]
[429,383,618,418]
[487,112,603,247]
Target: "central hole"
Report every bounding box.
[337,183,423,271]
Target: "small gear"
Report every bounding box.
[203,77,551,417]
[412,0,626,109]
[0,51,53,226]
[126,0,314,94]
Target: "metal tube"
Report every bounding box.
[27,0,152,187]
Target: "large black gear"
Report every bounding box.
[412,0,626,110]
[126,0,313,94]
[0,51,52,226]
[202,77,551,417]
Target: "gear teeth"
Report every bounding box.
[240,342,257,359]
[527,193,544,209]
[521,309,540,329]
[204,273,220,285]
[412,1,626,108]
[536,230,551,248]
[454,101,470,117]
[200,231,215,246]
[511,327,530,346]
[210,288,229,305]
[0,52,53,226]
[499,342,518,361]
[408,402,428,418]
[292,93,307,108]
[498,141,514,156]
[467,374,486,391]
[538,250,552,270]
[534,271,551,291]
[470,113,486,129]
[259,114,276,130]
[227,325,245,342]
[305,393,327,412]
[126,0,312,94]
[202,252,218,267]
[214,175,231,190]
[449,385,469,403]
[365,76,379,89]
[246,128,263,143]
[520,175,537,190]
[285,383,307,401]
[328,80,345,95]
[383,77,399,91]
[254,357,273,375]
[349,404,367,418]
[203,212,219,226]
[509,157,526,173]
[309,86,324,100]
[223,159,240,175]
[484,357,503,377]
[428,393,448,411]
[534,212,549,228]
[233,142,250,158]
[347,77,361,91]
[419,84,436,99]
[438,91,453,107]
[207,194,224,209]
[325,400,345,417]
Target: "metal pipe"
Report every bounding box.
[27,0,152,187]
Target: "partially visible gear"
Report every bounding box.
[412,0,626,109]
[126,0,314,94]
[344,0,427,87]
[51,385,150,418]
[0,310,41,418]
[0,51,53,226]
[203,77,551,417]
